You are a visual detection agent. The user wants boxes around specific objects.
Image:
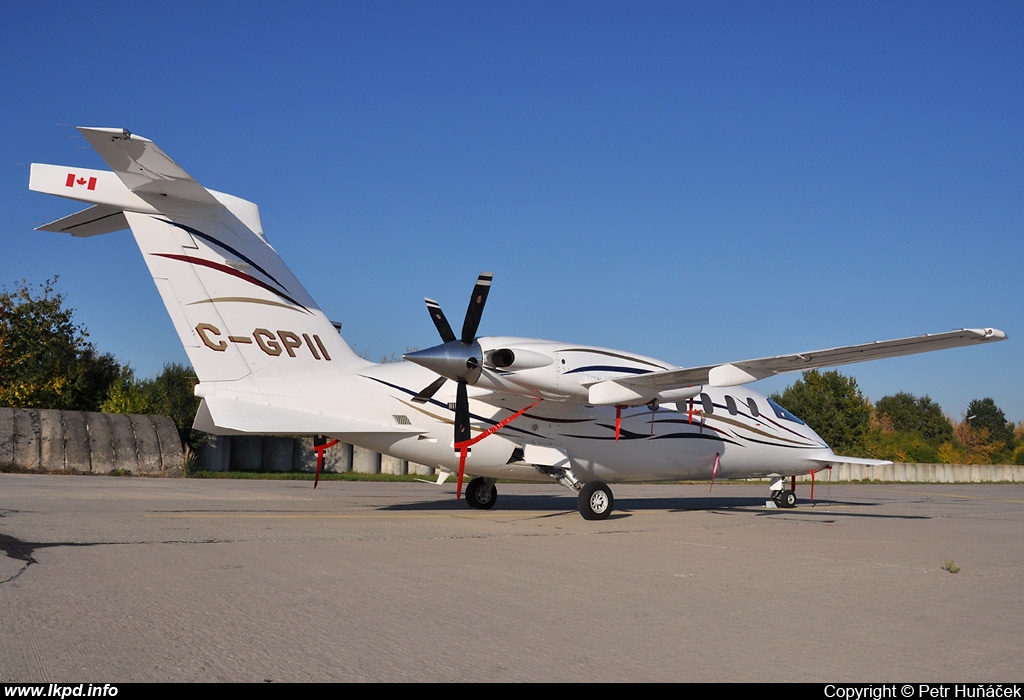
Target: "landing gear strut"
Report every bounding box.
[536,466,616,520]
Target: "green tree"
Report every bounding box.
[103,362,205,452]
[874,392,954,444]
[148,362,204,451]
[73,346,122,413]
[769,370,871,455]
[0,278,121,411]
[948,418,1000,465]
[101,365,153,414]
[965,397,1014,457]
[1012,423,1024,465]
[865,429,940,463]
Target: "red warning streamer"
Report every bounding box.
[453,399,540,499]
[312,435,339,489]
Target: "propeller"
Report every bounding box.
[404,272,494,496]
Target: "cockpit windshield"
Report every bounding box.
[767,398,805,425]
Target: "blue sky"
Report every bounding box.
[3,1,1022,423]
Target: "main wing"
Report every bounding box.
[587,327,1006,405]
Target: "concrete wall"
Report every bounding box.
[815,461,1024,483]
[0,407,184,475]
[195,434,437,477]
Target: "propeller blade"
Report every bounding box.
[411,376,447,404]
[460,272,492,344]
[454,381,472,499]
[455,380,471,445]
[425,298,457,343]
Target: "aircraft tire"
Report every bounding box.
[579,482,614,521]
[465,477,497,510]
[780,489,797,508]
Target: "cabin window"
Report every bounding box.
[725,395,738,415]
[700,393,714,415]
[767,398,805,425]
[746,397,759,417]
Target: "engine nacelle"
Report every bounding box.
[485,347,554,371]
[474,337,692,405]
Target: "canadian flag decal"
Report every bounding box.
[65,172,97,190]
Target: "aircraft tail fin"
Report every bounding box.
[30,127,369,384]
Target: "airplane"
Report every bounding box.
[29,127,1007,520]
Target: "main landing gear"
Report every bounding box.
[465,477,498,510]
[468,463,617,520]
[543,467,615,520]
[578,482,614,521]
[465,474,616,520]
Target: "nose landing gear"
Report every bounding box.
[768,475,798,509]
[771,488,798,508]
